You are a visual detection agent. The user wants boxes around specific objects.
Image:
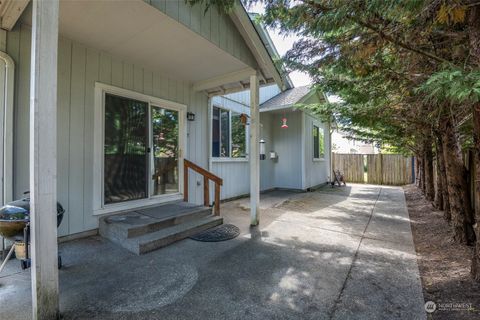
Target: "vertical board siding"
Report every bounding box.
[368,154,413,185]
[0,29,6,51]
[335,153,413,185]
[146,0,257,69]
[303,113,330,188]
[381,154,412,185]
[84,48,100,230]
[367,154,382,185]
[56,39,72,236]
[211,161,250,200]
[14,24,31,197]
[332,153,365,183]
[260,113,275,191]
[7,25,209,236]
[68,43,86,234]
[271,111,303,189]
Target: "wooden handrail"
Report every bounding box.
[183,159,223,215]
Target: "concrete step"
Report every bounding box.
[99,201,223,255]
[123,215,223,255]
[99,203,212,240]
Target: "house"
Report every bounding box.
[332,130,380,154]
[0,0,328,317]
[210,84,331,200]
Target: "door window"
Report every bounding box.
[104,94,148,204]
[151,106,179,196]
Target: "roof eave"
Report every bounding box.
[229,1,289,91]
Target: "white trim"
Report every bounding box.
[193,67,255,92]
[210,104,248,160]
[301,111,306,190]
[93,82,187,215]
[0,51,14,204]
[208,97,213,172]
[249,72,260,225]
[230,3,286,90]
[211,157,249,163]
[312,121,326,161]
[93,193,183,216]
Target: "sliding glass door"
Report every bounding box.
[104,94,148,204]
[150,106,179,196]
[103,93,182,206]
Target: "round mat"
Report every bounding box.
[189,224,240,242]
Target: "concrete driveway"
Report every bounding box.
[0,184,426,320]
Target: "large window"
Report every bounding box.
[313,125,325,159]
[212,106,247,158]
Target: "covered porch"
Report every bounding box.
[0,0,286,318]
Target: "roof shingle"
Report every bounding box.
[260,86,311,110]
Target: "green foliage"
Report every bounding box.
[420,68,480,104]
[193,0,476,154]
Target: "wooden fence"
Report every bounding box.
[332,153,414,185]
[331,153,365,183]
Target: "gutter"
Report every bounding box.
[0,50,14,204]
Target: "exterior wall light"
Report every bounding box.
[260,139,266,160]
[187,112,195,121]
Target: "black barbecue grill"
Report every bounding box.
[0,193,64,271]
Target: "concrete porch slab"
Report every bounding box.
[0,185,426,320]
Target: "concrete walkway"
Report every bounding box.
[0,184,426,320]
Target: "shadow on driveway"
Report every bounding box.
[0,184,425,320]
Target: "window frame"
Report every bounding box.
[313,124,325,161]
[93,82,187,215]
[211,105,248,161]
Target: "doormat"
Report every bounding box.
[189,224,240,242]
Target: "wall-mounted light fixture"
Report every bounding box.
[187,112,195,121]
[260,139,266,160]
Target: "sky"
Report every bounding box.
[248,3,312,87]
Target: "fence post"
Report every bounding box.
[380,154,383,185]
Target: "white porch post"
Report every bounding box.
[29,0,60,319]
[249,72,260,226]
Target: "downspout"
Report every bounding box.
[0,51,14,205]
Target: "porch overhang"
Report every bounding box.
[14,0,266,96]
[193,0,289,96]
[0,0,29,31]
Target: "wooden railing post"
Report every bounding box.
[204,176,209,207]
[183,159,223,216]
[215,183,220,216]
[184,163,188,202]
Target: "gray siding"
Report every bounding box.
[146,0,257,69]
[6,24,209,236]
[223,84,281,106]
[260,113,275,191]
[210,85,280,200]
[304,112,330,188]
[210,161,250,199]
[271,111,303,189]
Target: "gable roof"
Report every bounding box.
[260,85,312,111]
[229,1,291,91]
[248,13,293,90]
